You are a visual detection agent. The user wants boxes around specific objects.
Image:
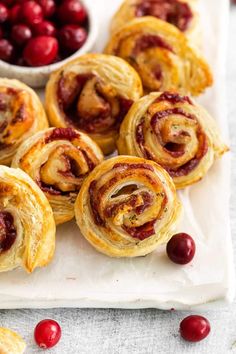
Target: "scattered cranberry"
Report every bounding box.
[58,24,87,52]
[57,0,87,25]
[166,233,195,265]
[0,3,8,23]
[38,0,55,17]
[20,1,43,26]
[11,24,32,45]
[23,35,58,66]
[9,4,20,23]
[0,38,13,61]
[180,315,211,342]
[34,319,61,349]
[33,20,56,36]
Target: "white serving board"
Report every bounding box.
[0,0,234,310]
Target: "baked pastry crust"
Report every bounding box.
[0,78,48,165]
[75,155,182,257]
[105,17,212,95]
[111,0,200,45]
[12,127,104,225]
[45,53,143,155]
[0,327,26,354]
[0,166,55,273]
[117,91,228,189]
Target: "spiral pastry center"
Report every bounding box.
[135,92,208,176]
[136,0,193,31]
[0,211,16,253]
[89,162,168,240]
[57,73,133,134]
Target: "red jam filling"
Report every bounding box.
[0,212,17,253]
[89,180,105,227]
[155,91,193,105]
[166,131,208,177]
[135,102,208,175]
[135,0,193,32]
[123,220,156,240]
[45,127,79,143]
[57,74,133,134]
[39,131,95,195]
[133,34,174,55]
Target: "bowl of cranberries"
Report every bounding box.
[0,0,97,87]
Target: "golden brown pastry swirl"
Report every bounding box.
[105,17,212,95]
[0,78,48,165]
[0,166,55,273]
[12,127,104,225]
[75,156,182,257]
[111,0,199,44]
[117,91,228,189]
[45,54,143,155]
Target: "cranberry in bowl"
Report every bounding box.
[0,0,97,87]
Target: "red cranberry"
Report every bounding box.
[33,20,56,36]
[38,0,55,18]
[34,319,61,349]
[20,1,43,26]
[23,35,58,66]
[57,0,87,25]
[0,39,13,61]
[180,315,211,342]
[0,3,8,23]
[166,233,195,265]
[58,24,87,52]
[11,24,32,45]
[1,0,14,6]
[9,4,21,23]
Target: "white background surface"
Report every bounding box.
[0,2,236,354]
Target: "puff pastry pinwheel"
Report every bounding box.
[75,156,182,257]
[0,166,55,273]
[111,0,199,44]
[0,327,26,354]
[45,54,143,155]
[0,78,48,165]
[117,91,228,189]
[12,127,104,225]
[105,17,212,95]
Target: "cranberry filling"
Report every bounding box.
[135,0,193,32]
[0,211,17,253]
[155,91,193,105]
[133,34,173,55]
[135,100,208,175]
[167,131,208,177]
[88,163,168,242]
[45,127,79,143]
[57,74,133,134]
[123,220,156,240]
[89,180,105,227]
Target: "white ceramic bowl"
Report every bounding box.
[0,0,98,88]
